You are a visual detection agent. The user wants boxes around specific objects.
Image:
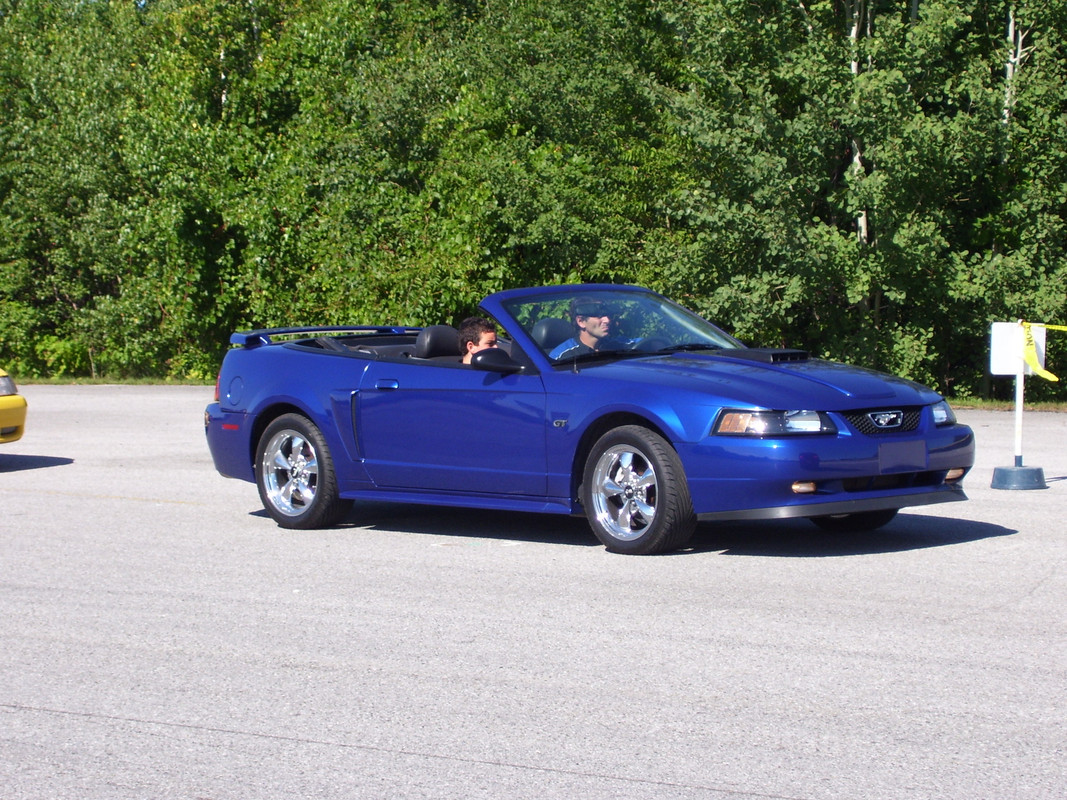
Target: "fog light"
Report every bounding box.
[945,468,966,483]
[792,481,817,494]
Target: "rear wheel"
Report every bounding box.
[810,508,898,533]
[581,425,696,554]
[256,413,351,529]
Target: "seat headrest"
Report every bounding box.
[530,317,573,352]
[415,325,460,359]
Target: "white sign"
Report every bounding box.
[990,321,1046,377]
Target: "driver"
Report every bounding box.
[549,299,618,360]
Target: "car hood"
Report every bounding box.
[583,351,941,409]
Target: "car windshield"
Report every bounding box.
[500,287,741,363]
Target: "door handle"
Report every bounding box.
[375,379,400,390]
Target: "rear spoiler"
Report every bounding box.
[229,325,421,349]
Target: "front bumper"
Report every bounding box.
[696,483,967,522]
[0,393,27,443]
[680,421,975,520]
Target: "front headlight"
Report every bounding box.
[0,376,16,396]
[714,409,837,436]
[931,400,957,426]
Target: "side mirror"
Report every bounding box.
[471,348,523,374]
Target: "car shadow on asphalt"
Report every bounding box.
[333,502,601,548]
[686,513,1017,557]
[319,502,1016,556]
[0,453,74,472]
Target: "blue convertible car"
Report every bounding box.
[205,284,974,554]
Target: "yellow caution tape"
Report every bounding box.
[1021,321,1064,382]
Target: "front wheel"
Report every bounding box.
[256,413,352,529]
[810,508,898,533]
[581,425,696,554]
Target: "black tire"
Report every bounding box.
[581,425,696,554]
[255,413,352,529]
[810,508,899,533]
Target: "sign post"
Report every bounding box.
[989,321,1048,490]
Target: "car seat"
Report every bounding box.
[530,318,572,353]
[414,325,460,360]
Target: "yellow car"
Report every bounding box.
[0,368,27,443]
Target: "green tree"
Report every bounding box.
[0,0,1064,397]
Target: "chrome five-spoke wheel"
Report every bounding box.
[590,445,659,542]
[255,413,351,529]
[581,425,695,555]
[261,428,319,517]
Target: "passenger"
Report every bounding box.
[548,299,616,360]
[458,317,499,364]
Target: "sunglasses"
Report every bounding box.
[575,305,611,318]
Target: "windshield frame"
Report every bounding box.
[487,284,744,366]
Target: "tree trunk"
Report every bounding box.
[846,0,871,247]
[1003,6,1033,131]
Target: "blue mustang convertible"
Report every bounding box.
[205,284,974,554]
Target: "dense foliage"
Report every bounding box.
[1,0,1064,398]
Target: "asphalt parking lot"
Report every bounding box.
[1,385,1064,799]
